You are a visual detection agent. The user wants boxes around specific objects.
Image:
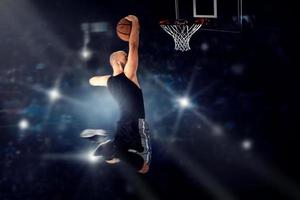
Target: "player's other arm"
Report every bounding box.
[124,15,139,78]
[89,75,110,86]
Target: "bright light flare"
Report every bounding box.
[48,88,61,102]
[80,47,92,60]
[18,119,29,130]
[241,139,253,150]
[177,97,191,109]
[88,151,100,163]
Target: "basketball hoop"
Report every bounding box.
[160,0,206,51]
[160,19,204,52]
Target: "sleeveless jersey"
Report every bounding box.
[107,73,145,122]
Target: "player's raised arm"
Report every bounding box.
[124,15,139,78]
[89,75,111,86]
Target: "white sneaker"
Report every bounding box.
[80,129,109,143]
[80,129,108,138]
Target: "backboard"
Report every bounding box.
[193,0,245,33]
[193,0,218,18]
[160,0,249,51]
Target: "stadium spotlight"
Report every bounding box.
[241,139,253,150]
[80,47,92,60]
[87,151,100,163]
[177,96,191,109]
[18,119,29,130]
[48,88,61,102]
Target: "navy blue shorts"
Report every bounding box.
[114,118,151,170]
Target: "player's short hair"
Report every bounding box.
[110,51,127,65]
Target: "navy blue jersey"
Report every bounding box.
[107,73,145,122]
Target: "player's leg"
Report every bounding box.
[90,123,132,164]
[122,119,151,173]
[93,139,115,160]
[137,118,152,165]
[121,151,145,171]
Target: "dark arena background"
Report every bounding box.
[0,0,298,200]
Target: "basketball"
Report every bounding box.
[116,18,132,42]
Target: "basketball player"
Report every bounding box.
[83,15,151,174]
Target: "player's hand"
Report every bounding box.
[125,15,139,23]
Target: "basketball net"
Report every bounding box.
[160,0,203,51]
[160,21,202,52]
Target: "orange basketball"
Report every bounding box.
[116,18,132,42]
